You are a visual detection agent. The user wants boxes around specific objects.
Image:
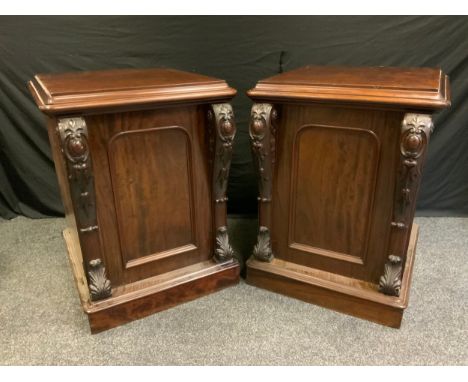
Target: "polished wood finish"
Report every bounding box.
[247,224,419,328]
[29,68,236,114]
[247,66,450,110]
[247,66,450,327]
[64,227,239,334]
[29,67,239,332]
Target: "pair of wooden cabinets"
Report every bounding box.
[29,66,450,332]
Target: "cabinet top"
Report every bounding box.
[29,67,236,115]
[247,66,450,110]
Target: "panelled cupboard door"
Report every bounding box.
[273,104,404,284]
[87,106,212,286]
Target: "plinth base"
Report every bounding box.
[63,228,240,333]
[246,224,419,328]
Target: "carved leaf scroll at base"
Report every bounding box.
[88,259,112,301]
[214,226,235,263]
[253,226,274,262]
[379,255,402,297]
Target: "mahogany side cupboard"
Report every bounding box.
[29,68,240,333]
[246,66,450,328]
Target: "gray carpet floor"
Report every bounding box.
[0,216,466,365]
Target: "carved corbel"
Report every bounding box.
[249,103,278,203]
[58,117,98,233]
[208,104,237,263]
[58,117,111,301]
[381,113,433,295]
[250,103,278,262]
[392,114,433,227]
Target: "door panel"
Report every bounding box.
[87,106,212,286]
[289,124,380,265]
[273,104,403,283]
[108,126,196,270]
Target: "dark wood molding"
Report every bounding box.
[247,66,450,110]
[379,255,403,297]
[209,103,236,263]
[29,68,236,115]
[88,259,112,301]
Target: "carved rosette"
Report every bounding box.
[249,103,277,203]
[88,259,112,301]
[253,226,274,262]
[214,226,235,263]
[379,255,402,296]
[208,103,237,203]
[58,117,98,233]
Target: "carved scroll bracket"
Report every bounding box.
[58,117,110,301]
[208,103,237,204]
[88,259,112,301]
[58,117,98,233]
[249,103,278,203]
[391,113,433,230]
[208,104,237,264]
[381,113,433,296]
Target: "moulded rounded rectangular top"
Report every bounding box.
[28,67,237,115]
[247,65,450,110]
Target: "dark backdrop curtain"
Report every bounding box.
[0,16,467,219]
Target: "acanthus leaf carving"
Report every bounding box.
[214,226,235,263]
[253,226,274,262]
[88,259,112,301]
[378,255,402,297]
